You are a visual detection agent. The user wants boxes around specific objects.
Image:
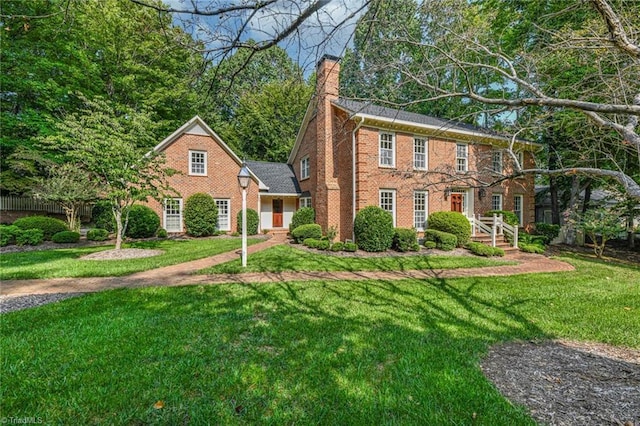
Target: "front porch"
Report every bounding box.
[258,195,298,231]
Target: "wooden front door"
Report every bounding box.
[451,193,463,213]
[272,199,283,228]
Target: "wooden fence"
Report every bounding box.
[0,196,93,217]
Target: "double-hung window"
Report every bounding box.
[414,138,427,170]
[456,144,468,172]
[379,189,396,226]
[189,150,207,176]
[513,195,523,225]
[492,150,503,174]
[300,156,310,180]
[414,191,428,231]
[516,151,524,169]
[300,197,311,208]
[379,132,395,167]
[215,199,230,231]
[163,198,183,233]
[491,194,503,211]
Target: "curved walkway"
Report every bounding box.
[1,234,575,300]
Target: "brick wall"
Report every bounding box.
[147,133,260,233]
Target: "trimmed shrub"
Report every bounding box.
[343,242,358,252]
[289,207,315,232]
[424,241,437,249]
[533,223,561,244]
[236,208,259,235]
[485,210,520,226]
[184,193,218,237]
[15,228,44,246]
[427,212,471,247]
[292,223,322,243]
[304,238,321,248]
[13,216,68,240]
[353,206,394,252]
[520,243,545,254]
[92,200,115,232]
[0,225,21,247]
[156,228,168,239]
[86,228,110,242]
[424,229,457,251]
[392,228,419,252]
[316,240,330,250]
[331,241,344,251]
[52,231,80,243]
[124,205,160,239]
[466,241,505,257]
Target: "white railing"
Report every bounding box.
[0,196,92,217]
[469,214,518,248]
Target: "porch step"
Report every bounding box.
[471,234,518,252]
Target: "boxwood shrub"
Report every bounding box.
[485,210,520,226]
[237,208,259,235]
[520,243,545,254]
[424,240,437,249]
[289,207,315,232]
[466,241,505,257]
[424,229,457,251]
[184,193,218,237]
[124,205,160,238]
[52,231,81,243]
[392,228,419,252]
[293,223,322,243]
[343,242,358,252]
[0,225,22,247]
[15,228,44,246]
[303,238,320,248]
[427,211,470,247]
[533,223,561,244]
[331,241,344,251]
[86,228,110,242]
[156,228,168,239]
[92,200,115,232]
[354,206,394,252]
[13,216,68,240]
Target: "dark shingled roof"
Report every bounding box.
[246,160,301,195]
[332,98,506,139]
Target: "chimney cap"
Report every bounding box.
[317,54,342,69]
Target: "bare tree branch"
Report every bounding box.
[590,0,640,57]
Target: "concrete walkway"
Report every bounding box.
[0,234,575,298]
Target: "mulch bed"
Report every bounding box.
[482,340,640,426]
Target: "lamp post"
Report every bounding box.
[237,162,251,268]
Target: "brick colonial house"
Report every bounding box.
[150,55,538,240]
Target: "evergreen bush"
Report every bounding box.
[331,241,344,251]
[184,193,218,237]
[353,206,394,252]
[303,238,321,248]
[52,231,81,243]
[156,228,168,239]
[343,242,358,252]
[424,241,437,249]
[520,243,545,254]
[236,208,259,235]
[92,200,115,232]
[424,229,457,251]
[86,228,110,242]
[13,216,68,240]
[124,205,160,238]
[15,228,44,246]
[392,228,419,252]
[292,223,322,243]
[289,207,315,232]
[533,223,561,244]
[0,225,21,247]
[427,212,471,247]
[466,241,505,257]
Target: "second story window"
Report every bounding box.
[414,138,427,170]
[516,151,524,169]
[492,150,503,173]
[456,143,468,172]
[379,132,395,168]
[189,150,207,176]
[300,156,310,180]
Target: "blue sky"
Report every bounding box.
[163,0,365,74]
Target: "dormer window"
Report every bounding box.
[189,150,207,176]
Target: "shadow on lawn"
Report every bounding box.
[2,275,542,424]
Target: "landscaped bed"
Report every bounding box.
[1,256,638,424]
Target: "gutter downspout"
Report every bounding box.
[352,116,364,241]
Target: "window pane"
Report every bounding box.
[414,138,426,169]
[491,195,502,211]
[414,191,427,230]
[379,133,394,167]
[215,199,230,231]
[190,151,206,175]
[492,151,502,173]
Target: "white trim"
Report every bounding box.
[163,198,183,233]
[456,143,468,172]
[379,189,396,227]
[514,194,524,225]
[413,137,428,170]
[300,197,312,208]
[214,198,231,231]
[491,193,503,211]
[378,131,395,168]
[413,190,428,231]
[188,150,207,176]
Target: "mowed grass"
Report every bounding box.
[0,238,261,280]
[2,257,638,424]
[201,244,514,274]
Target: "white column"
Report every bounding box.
[242,187,247,268]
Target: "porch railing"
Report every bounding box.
[469,214,518,249]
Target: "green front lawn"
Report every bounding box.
[201,244,514,274]
[0,238,261,280]
[2,257,638,424]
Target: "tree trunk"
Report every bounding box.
[114,208,123,250]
